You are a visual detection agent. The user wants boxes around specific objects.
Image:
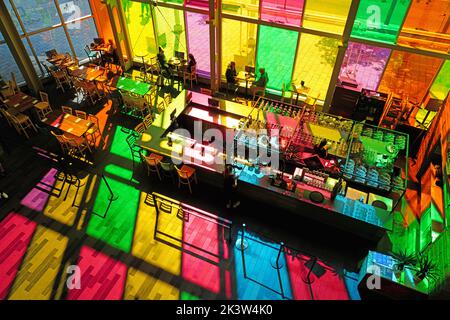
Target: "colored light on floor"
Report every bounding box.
[0,213,37,299]
[67,246,127,300]
[8,226,68,300]
[20,168,58,212]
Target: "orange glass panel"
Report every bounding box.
[378,51,443,104]
[398,0,450,53]
[90,0,115,46]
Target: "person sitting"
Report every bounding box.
[314,139,329,159]
[225,62,238,95]
[186,54,197,73]
[251,68,268,99]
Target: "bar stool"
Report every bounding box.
[175,165,198,194]
[141,152,163,180]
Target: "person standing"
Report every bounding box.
[224,164,240,209]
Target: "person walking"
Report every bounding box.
[224,164,240,209]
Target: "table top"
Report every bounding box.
[3,92,39,114]
[46,113,94,137]
[113,76,151,96]
[47,54,66,63]
[308,123,343,142]
[69,66,105,82]
[237,71,255,81]
[91,44,110,52]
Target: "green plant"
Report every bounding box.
[415,255,440,283]
[391,250,417,272]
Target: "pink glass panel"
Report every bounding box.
[185,0,209,10]
[186,12,211,76]
[260,0,305,27]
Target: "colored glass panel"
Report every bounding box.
[351,0,411,44]
[0,44,25,83]
[186,0,209,10]
[154,7,187,57]
[91,0,115,45]
[398,0,450,53]
[260,0,304,27]
[186,12,210,76]
[222,0,260,19]
[256,25,298,91]
[221,19,257,77]
[339,42,391,91]
[11,0,61,33]
[293,34,339,99]
[303,0,352,35]
[378,51,443,104]
[430,60,450,101]
[122,0,157,58]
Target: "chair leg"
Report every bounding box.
[187,180,192,194]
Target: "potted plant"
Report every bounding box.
[414,254,439,285]
[391,250,417,279]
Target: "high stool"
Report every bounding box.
[141,152,163,180]
[175,165,198,194]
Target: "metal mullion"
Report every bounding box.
[394,0,413,44]
[65,14,95,25]
[7,0,45,76]
[54,0,77,58]
[289,31,301,89]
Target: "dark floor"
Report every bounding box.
[0,75,368,300]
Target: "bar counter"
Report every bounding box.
[136,90,394,242]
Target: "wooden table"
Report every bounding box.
[47,54,66,65]
[2,92,39,115]
[46,113,94,137]
[111,76,151,96]
[236,71,255,97]
[69,66,105,82]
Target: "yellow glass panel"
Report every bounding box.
[123,1,157,58]
[221,18,258,76]
[303,0,352,35]
[222,0,260,19]
[154,7,187,57]
[293,34,339,99]
[378,51,443,104]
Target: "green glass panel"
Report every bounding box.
[351,0,411,44]
[122,0,157,58]
[256,25,298,91]
[154,7,187,57]
[430,60,450,101]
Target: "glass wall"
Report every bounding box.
[2,0,98,81]
[256,25,298,90]
[397,0,450,53]
[293,34,339,99]
[338,42,391,91]
[154,7,187,58]
[260,0,304,27]
[122,0,157,59]
[221,19,257,77]
[303,0,352,35]
[222,0,260,19]
[378,51,443,104]
[186,0,209,11]
[186,12,210,76]
[0,43,24,83]
[351,0,411,44]
[430,60,450,101]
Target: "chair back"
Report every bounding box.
[134,122,146,135]
[0,108,12,123]
[10,72,19,92]
[157,101,165,113]
[175,166,188,179]
[88,114,100,127]
[200,88,212,96]
[160,161,175,172]
[39,91,49,103]
[126,133,137,150]
[141,152,158,167]
[75,110,87,119]
[143,113,153,129]
[164,93,172,107]
[61,106,73,114]
[51,131,68,151]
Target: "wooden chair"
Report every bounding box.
[9,112,38,139]
[86,114,104,146]
[134,122,146,135]
[10,72,20,93]
[157,101,165,114]
[183,64,198,88]
[0,83,15,98]
[163,93,172,107]
[75,110,87,119]
[141,152,163,180]
[63,134,92,159]
[0,108,13,127]
[51,130,69,154]
[34,91,53,121]
[252,85,266,101]
[143,113,153,129]
[61,106,73,115]
[175,165,198,194]
[50,69,71,92]
[160,159,176,183]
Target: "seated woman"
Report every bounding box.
[186,54,197,73]
[225,62,238,95]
